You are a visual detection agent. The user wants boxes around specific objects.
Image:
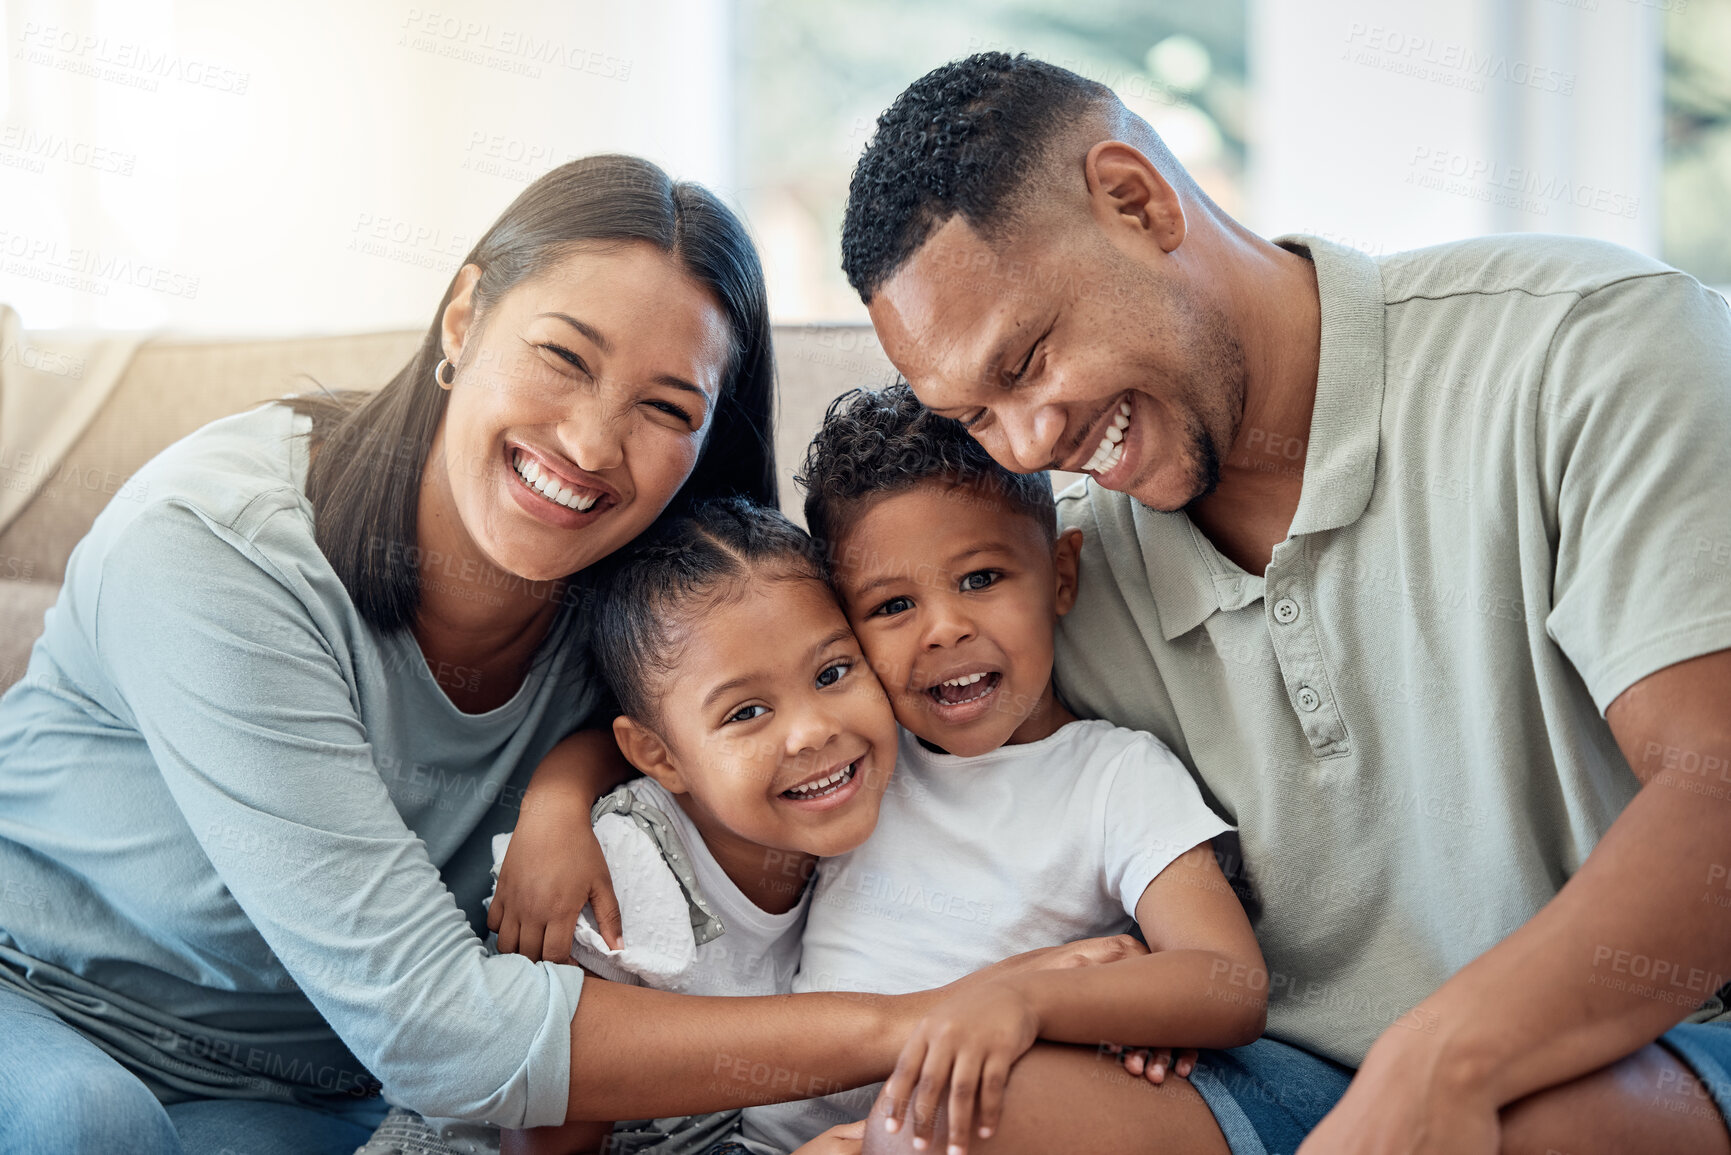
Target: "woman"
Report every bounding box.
[0,155,909,1155]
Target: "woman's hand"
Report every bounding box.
[791,1120,867,1155]
[876,982,1041,1155]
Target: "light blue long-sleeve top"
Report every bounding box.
[0,402,599,1127]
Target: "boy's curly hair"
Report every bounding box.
[797,382,1055,558]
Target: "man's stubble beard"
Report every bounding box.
[1119,265,1246,515]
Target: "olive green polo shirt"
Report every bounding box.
[1054,233,1731,1067]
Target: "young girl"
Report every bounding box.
[500,496,900,1155]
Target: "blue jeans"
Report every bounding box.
[1190,1023,1731,1155]
[0,986,388,1155]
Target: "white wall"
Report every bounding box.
[1248,0,1661,257]
[0,0,733,335]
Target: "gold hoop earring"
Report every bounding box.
[434,358,455,388]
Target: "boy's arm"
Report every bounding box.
[876,840,1266,1154]
[489,728,636,959]
[1006,840,1267,1045]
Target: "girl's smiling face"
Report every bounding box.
[613,572,898,864]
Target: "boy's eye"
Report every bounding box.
[815,661,850,688]
[726,704,768,724]
[961,570,999,592]
[872,596,914,617]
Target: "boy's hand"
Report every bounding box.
[941,933,1147,999]
[876,983,1040,1155]
[790,1119,866,1154]
[489,789,623,960]
[1108,1045,1201,1084]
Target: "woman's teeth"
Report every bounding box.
[1083,400,1132,475]
[513,450,600,512]
[783,761,857,799]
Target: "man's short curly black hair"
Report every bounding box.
[841,52,1113,301]
[798,383,1055,558]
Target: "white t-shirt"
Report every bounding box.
[743,720,1232,1149]
[494,776,808,999]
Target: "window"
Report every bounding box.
[733,0,1247,321]
[1663,0,1731,287]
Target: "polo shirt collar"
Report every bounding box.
[1127,235,1386,642]
[1129,500,1267,641]
[1277,234,1387,538]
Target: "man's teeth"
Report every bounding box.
[784,761,857,799]
[941,673,987,687]
[512,450,600,512]
[1083,401,1132,474]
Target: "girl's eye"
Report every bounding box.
[961,570,999,592]
[959,409,987,430]
[815,661,850,689]
[726,704,768,724]
[872,595,914,617]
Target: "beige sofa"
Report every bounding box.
[0,324,898,694]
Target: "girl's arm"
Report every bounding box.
[489,728,635,958]
[876,840,1266,1153]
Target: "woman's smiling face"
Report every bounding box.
[431,242,733,583]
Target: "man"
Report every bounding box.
[843,52,1731,1155]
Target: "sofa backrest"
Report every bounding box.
[0,323,895,692]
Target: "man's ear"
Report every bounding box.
[439,262,483,368]
[612,715,690,795]
[1053,527,1084,617]
[1084,141,1185,254]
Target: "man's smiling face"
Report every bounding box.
[865,212,1246,513]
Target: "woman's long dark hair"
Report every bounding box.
[290,154,776,635]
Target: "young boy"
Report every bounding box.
[738,385,1266,1154]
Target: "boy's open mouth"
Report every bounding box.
[927,670,1001,706]
[781,759,859,801]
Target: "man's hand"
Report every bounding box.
[1295,1026,1500,1155]
[489,789,622,960]
[876,982,1040,1155]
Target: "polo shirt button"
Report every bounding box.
[1274,598,1300,624]
[1296,685,1321,712]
